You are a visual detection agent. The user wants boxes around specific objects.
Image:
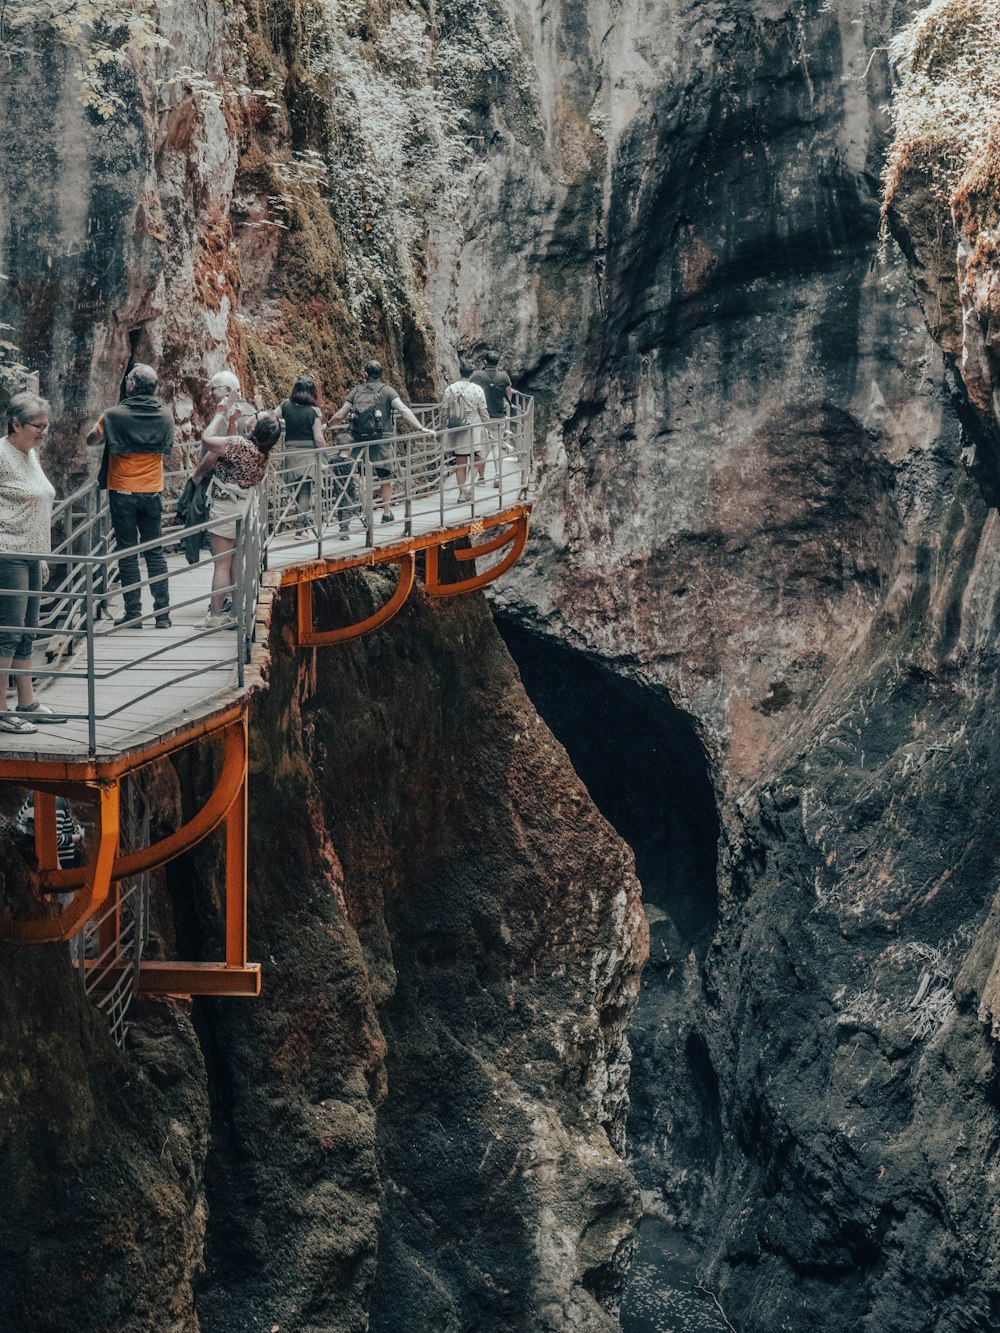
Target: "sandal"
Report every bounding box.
[0,712,37,734]
[16,702,67,724]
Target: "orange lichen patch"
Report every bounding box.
[159,93,201,156]
[193,206,241,313]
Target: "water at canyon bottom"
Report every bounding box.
[619,1220,732,1333]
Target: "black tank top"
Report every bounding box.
[281,399,319,442]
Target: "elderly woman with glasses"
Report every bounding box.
[0,392,60,734]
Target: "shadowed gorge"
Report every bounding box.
[496,617,725,1227]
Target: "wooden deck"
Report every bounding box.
[0,455,528,766]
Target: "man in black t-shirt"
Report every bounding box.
[470,351,514,488]
[327,361,434,525]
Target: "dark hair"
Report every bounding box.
[290,375,317,406]
[484,350,500,366]
[251,411,281,453]
[459,362,474,379]
[364,359,383,379]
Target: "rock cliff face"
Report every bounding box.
[474,0,1000,1327]
[0,569,644,1333]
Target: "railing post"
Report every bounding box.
[85,560,97,754]
[404,439,413,537]
[314,448,323,560]
[363,449,375,547]
[235,516,245,688]
[439,427,447,528]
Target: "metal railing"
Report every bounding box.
[71,775,152,1049]
[267,392,533,556]
[0,393,533,750]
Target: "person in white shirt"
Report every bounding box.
[443,363,490,501]
[0,392,61,733]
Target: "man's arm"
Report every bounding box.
[85,416,104,447]
[391,396,434,435]
[327,399,351,427]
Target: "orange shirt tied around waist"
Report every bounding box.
[107,450,164,493]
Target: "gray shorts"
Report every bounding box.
[0,556,42,659]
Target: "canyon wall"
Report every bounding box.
[0,568,645,1332]
[0,3,644,1329]
[468,0,1000,1327]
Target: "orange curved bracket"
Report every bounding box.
[38,716,248,894]
[424,512,529,598]
[1,783,120,944]
[298,551,416,646]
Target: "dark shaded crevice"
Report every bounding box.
[494,617,726,1208]
[494,617,720,949]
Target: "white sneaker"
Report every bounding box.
[197,612,237,630]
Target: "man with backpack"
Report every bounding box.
[327,360,433,525]
[443,363,490,500]
[471,350,514,488]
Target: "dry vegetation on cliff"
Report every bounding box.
[0,0,168,116]
[883,0,1000,217]
[883,0,1000,410]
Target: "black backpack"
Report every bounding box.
[349,381,386,441]
[480,367,508,418]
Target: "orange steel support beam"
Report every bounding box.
[83,960,262,996]
[0,700,249,787]
[424,511,529,599]
[34,792,59,874]
[0,712,255,996]
[277,504,531,588]
[137,961,261,996]
[2,783,120,944]
[39,716,248,894]
[225,744,248,968]
[296,551,416,646]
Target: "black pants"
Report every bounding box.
[108,490,169,614]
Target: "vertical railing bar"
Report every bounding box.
[439,423,446,528]
[404,440,413,537]
[235,515,245,688]
[364,448,375,547]
[84,560,97,754]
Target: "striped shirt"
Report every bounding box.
[16,796,83,867]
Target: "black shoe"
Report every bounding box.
[154,614,172,629]
[113,612,143,628]
[380,511,395,524]
[339,526,351,541]
[221,596,232,615]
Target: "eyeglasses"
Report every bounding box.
[27,421,50,433]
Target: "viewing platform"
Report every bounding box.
[0,392,534,1016]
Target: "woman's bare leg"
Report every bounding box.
[209,534,236,615]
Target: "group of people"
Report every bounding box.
[0,351,518,734]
